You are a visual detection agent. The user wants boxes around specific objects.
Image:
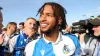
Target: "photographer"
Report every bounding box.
[79,17,100,56]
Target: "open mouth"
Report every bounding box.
[40,23,48,28]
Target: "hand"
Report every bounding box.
[65,26,71,33]
[78,33,86,38]
[28,29,36,38]
[28,31,35,38]
[78,33,86,44]
[0,33,4,45]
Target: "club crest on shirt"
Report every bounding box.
[62,44,70,54]
[20,41,23,44]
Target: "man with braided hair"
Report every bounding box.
[25,2,80,56]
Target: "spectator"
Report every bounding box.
[80,17,100,56]
[19,22,24,31]
[9,17,38,56]
[25,2,80,56]
[0,7,5,56]
[0,22,17,56]
[17,22,24,34]
[62,26,71,34]
[0,7,3,33]
[1,22,17,46]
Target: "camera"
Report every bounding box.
[70,19,93,34]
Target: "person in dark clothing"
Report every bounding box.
[0,7,4,56]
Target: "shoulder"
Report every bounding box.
[61,34,76,47]
[9,35,19,46]
[10,35,19,41]
[26,38,40,47]
[62,34,75,44]
[63,33,77,38]
[63,33,79,42]
[9,35,20,45]
[9,35,20,52]
[62,33,80,48]
[62,33,78,40]
[25,39,40,56]
[60,34,76,55]
[11,33,25,41]
[63,33,80,46]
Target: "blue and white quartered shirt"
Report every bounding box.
[25,32,78,56]
[9,31,33,56]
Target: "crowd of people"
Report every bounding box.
[0,2,100,56]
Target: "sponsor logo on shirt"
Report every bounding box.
[40,50,45,56]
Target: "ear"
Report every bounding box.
[58,17,62,25]
[8,26,10,29]
[24,22,26,27]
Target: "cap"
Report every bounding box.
[89,18,100,26]
[0,7,3,10]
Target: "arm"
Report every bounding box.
[78,33,93,55]
[0,34,5,45]
[79,33,86,48]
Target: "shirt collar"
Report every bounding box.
[42,32,63,44]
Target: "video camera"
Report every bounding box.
[70,19,94,34]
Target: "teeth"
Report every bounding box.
[41,24,47,26]
[41,24,48,27]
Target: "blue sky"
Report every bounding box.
[0,0,100,27]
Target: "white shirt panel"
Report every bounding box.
[25,39,39,56]
[9,35,19,52]
[1,33,9,46]
[53,35,75,56]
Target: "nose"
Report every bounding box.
[92,26,97,30]
[40,14,47,22]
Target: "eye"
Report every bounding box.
[47,14,53,17]
[47,14,50,16]
[29,23,32,25]
[33,24,36,26]
[40,13,43,17]
[40,14,42,17]
[33,24,37,28]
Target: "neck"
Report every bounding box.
[24,30,34,38]
[24,30,29,37]
[44,30,59,43]
[6,31,12,36]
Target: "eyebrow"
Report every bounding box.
[46,13,53,14]
[40,12,53,15]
